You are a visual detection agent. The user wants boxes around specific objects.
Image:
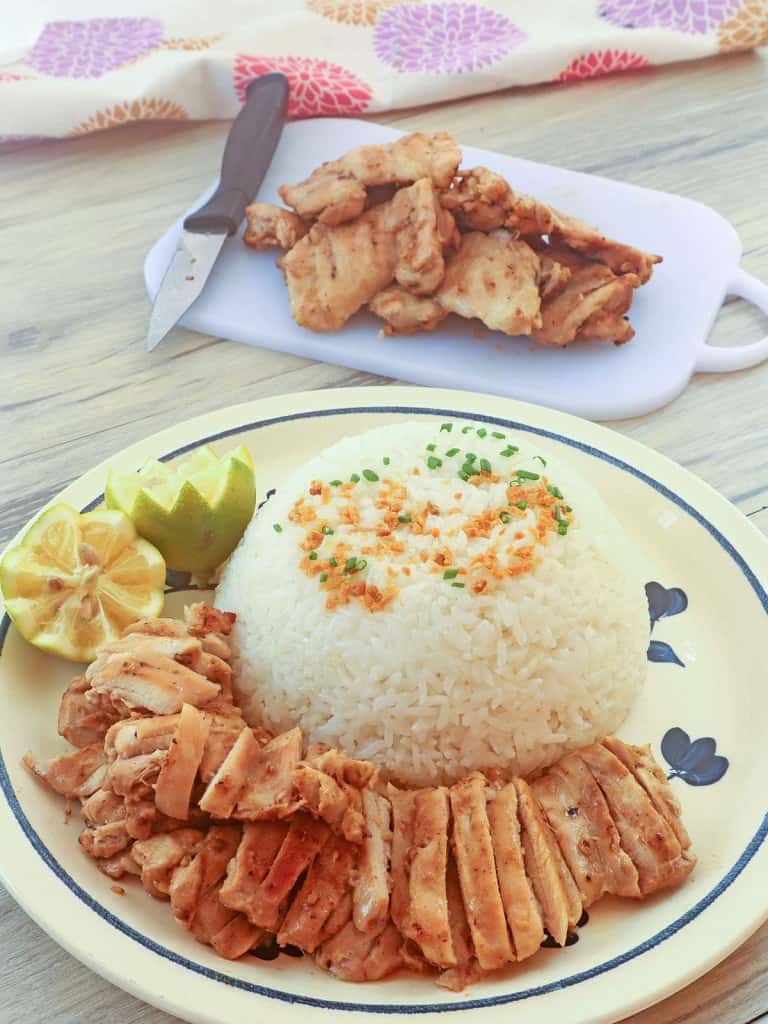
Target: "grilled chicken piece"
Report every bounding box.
[389,178,449,295]
[486,783,544,960]
[107,749,166,798]
[547,752,641,901]
[305,747,375,789]
[244,203,309,249]
[576,744,695,895]
[538,251,572,301]
[106,714,179,759]
[126,607,233,662]
[405,787,455,968]
[198,712,249,784]
[97,848,141,880]
[533,260,638,347]
[292,764,365,842]
[353,788,392,934]
[244,814,330,931]
[58,676,120,748]
[437,233,542,337]
[23,743,106,799]
[315,919,403,982]
[169,824,242,929]
[279,132,461,225]
[79,819,131,859]
[317,890,354,946]
[154,703,210,820]
[387,785,416,935]
[449,773,514,971]
[80,787,124,827]
[277,834,358,952]
[602,737,691,850]
[86,646,220,716]
[199,725,262,818]
[132,828,206,898]
[235,727,303,820]
[514,201,660,284]
[369,286,448,336]
[219,821,289,924]
[439,166,512,232]
[210,913,263,960]
[279,179,454,333]
[514,777,572,946]
[437,856,479,991]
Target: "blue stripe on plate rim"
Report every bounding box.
[1,404,766,1014]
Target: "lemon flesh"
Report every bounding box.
[105,444,256,575]
[0,504,166,662]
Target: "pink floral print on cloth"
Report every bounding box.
[234,55,372,117]
[599,0,741,33]
[27,18,164,78]
[559,49,650,80]
[374,2,526,73]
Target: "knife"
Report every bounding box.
[146,73,289,352]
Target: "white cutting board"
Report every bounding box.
[144,119,768,421]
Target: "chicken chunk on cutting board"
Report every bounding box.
[437,233,542,337]
[243,203,309,249]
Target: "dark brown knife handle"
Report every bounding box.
[184,73,289,236]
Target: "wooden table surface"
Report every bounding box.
[2,49,768,1024]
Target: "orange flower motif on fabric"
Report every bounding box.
[70,98,188,135]
[717,0,768,50]
[559,49,650,82]
[160,34,225,51]
[305,0,417,27]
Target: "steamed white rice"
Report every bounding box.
[215,419,649,786]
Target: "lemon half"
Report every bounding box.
[0,504,166,662]
[105,444,256,575]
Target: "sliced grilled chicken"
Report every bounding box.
[210,914,263,960]
[106,714,179,760]
[293,763,365,842]
[23,743,106,799]
[199,725,262,818]
[387,784,416,935]
[316,891,354,947]
[576,744,695,895]
[107,750,166,799]
[86,646,220,715]
[198,712,249,784]
[306,747,375,789]
[79,819,131,859]
[602,737,692,850]
[219,821,289,923]
[406,787,455,968]
[97,848,142,880]
[248,813,330,931]
[353,788,392,933]
[315,918,403,982]
[278,833,358,951]
[234,727,303,820]
[58,676,120,748]
[154,704,210,820]
[169,824,242,929]
[132,828,206,898]
[486,782,544,960]
[450,772,514,970]
[514,777,572,946]
[437,856,478,991]
[549,752,640,900]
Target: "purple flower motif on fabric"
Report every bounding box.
[28,18,164,79]
[374,2,526,75]
[599,0,741,34]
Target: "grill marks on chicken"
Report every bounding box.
[257,136,659,346]
[27,610,694,989]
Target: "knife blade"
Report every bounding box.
[146,72,289,352]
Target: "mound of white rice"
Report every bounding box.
[215,419,649,786]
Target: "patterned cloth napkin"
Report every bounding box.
[1,0,766,141]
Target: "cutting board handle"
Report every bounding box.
[695,268,768,373]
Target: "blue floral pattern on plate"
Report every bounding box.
[661,727,729,786]
[646,581,688,667]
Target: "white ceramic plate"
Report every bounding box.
[1,385,767,1024]
[144,119,768,421]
